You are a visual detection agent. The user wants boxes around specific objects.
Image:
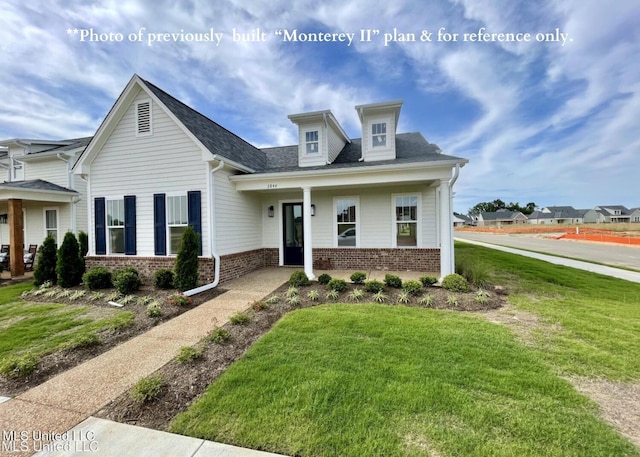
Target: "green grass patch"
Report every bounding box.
[171,305,635,456]
[456,241,640,380]
[0,286,134,368]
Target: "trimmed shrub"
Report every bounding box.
[113,268,141,295]
[131,375,165,404]
[327,278,348,292]
[230,312,251,325]
[317,273,332,285]
[173,226,200,291]
[78,231,89,257]
[384,274,403,289]
[289,270,310,287]
[176,346,203,364]
[441,273,470,293]
[34,235,57,286]
[420,275,438,287]
[153,269,174,289]
[402,280,423,296]
[82,266,112,290]
[207,327,231,344]
[0,354,39,378]
[350,271,367,284]
[56,232,84,288]
[364,280,385,293]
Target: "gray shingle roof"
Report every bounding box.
[480,210,524,221]
[140,78,266,171]
[0,179,77,193]
[261,133,463,173]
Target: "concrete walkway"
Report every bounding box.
[456,237,640,283]
[0,268,291,457]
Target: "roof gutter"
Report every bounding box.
[210,154,255,173]
[184,160,224,296]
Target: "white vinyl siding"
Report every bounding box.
[21,201,75,248]
[23,157,68,185]
[362,114,396,161]
[327,126,346,163]
[89,90,209,256]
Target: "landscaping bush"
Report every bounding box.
[153,269,174,289]
[350,271,367,284]
[78,231,89,257]
[229,312,251,325]
[402,280,423,296]
[67,333,102,350]
[168,293,192,307]
[173,226,200,291]
[419,275,438,287]
[176,346,203,364]
[147,302,163,318]
[0,354,39,378]
[207,327,231,344]
[113,267,141,295]
[441,273,470,292]
[131,375,165,404]
[56,232,84,287]
[327,278,348,292]
[384,274,403,288]
[456,257,490,287]
[364,280,385,293]
[34,235,57,286]
[289,270,310,287]
[82,266,112,290]
[317,273,332,285]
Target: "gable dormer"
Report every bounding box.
[355,100,403,162]
[288,110,349,167]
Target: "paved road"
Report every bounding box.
[455,231,640,270]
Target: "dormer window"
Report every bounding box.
[372,123,387,147]
[305,131,319,154]
[136,100,152,136]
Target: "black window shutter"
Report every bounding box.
[124,195,136,255]
[187,190,202,255]
[154,194,166,255]
[94,197,106,255]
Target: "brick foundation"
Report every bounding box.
[86,247,441,286]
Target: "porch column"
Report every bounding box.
[302,186,315,280]
[8,198,24,276]
[439,179,453,279]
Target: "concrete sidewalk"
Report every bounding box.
[0,268,291,457]
[456,237,640,283]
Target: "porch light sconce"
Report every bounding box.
[311,204,316,216]
[268,205,274,217]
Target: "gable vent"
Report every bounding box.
[136,100,151,135]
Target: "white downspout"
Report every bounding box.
[446,163,461,277]
[57,153,78,233]
[184,159,224,296]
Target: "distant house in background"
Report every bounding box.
[0,137,89,275]
[474,209,527,227]
[584,205,632,224]
[630,208,640,223]
[453,212,472,227]
[527,206,589,225]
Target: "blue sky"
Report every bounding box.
[1,0,639,213]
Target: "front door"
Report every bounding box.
[283,202,304,265]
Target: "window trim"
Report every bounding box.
[334,196,360,248]
[136,99,152,137]
[304,129,320,155]
[43,207,59,244]
[166,193,189,256]
[391,193,421,248]
[106,197,125,255]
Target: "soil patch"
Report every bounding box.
[0,284,224,397]
[96,282,504,431]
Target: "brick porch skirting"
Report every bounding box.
[311,248,440,272]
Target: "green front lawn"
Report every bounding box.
[0,283,133,376]
[171,305,635,456]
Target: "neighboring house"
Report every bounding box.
[630,208,640,223]
[527,206,588,225]
[453,213,472,227]
[474,209,527,227]
[584,205,631,223]
[0,137,89,275]
[73,75,468,284]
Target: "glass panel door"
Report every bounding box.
[283,203,304,265]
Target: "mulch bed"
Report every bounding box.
[0,283,224,397]
[95,281,507,431]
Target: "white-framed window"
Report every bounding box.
[106,199,125,254]
[167,194,188,255]
[44,208,58,244]
[393,194,419,247]
[136,99,152,136]
[335,197,359,247]
[11,157,24,181]
[305,130,319,154]
[372,122,387,147]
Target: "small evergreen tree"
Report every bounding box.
[173,226,200,291]
[34,235,58,286]
[56,232,84,287]
[78,231,89,257]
